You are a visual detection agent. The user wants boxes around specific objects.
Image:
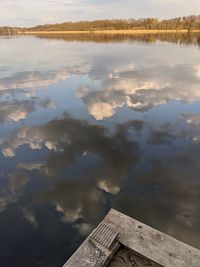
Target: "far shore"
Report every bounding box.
[18,29,200,35]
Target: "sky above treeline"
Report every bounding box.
[1,0,200,27]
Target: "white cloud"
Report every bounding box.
[1,0,200,26]
[98,180,120,195]
[2,148,15,158]
[79,63,200,120]
[56,204,82,223]
[22,208,38,228]
[17,162,44,171]
[0,69,69,91]
[88,102,120,120]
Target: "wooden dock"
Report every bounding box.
[63,209,200,267]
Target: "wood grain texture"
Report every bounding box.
[104,209,200,267]
[109,246,161,267]
[90,222,119,250]
[63,221,120,267]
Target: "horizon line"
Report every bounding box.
[1,14,199,29]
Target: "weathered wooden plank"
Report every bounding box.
[104,209,200,267]
[109,246,162,267]
[90,222,119,250]
[63,222,120,267]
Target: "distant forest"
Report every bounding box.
[0,27,20,35]
[1,15,200,34]
[28,15,200,31]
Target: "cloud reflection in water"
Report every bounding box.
[0,35,200,267]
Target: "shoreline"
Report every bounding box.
[18,29,200,35]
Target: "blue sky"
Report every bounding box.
[1,0,200,27]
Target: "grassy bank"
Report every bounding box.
[18,29,200,35]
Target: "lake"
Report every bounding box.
[0,33,200,267]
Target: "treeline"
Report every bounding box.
[1,15,200,34]
[27,15,200,31]
[0,27,19,35]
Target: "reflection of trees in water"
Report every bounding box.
[35,33,200,46]
[197,35,200,47]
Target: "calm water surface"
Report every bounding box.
[0,34,200,267]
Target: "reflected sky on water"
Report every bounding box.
[0,34,200,267]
